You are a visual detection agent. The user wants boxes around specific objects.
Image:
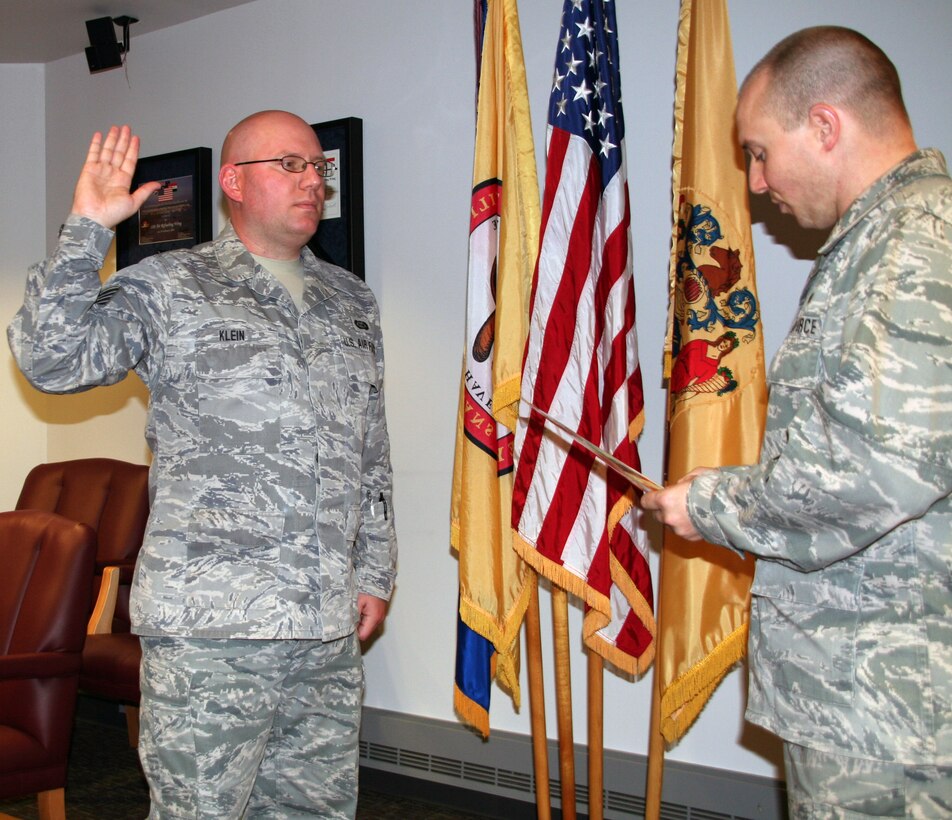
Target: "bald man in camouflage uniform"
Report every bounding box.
[643,28,951,818]
[9,111,397,818]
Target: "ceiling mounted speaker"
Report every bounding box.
[85,15,138,74]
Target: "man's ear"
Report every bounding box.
[219,164,243,203]
[809,103,840,151]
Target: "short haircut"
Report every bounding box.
[742,26,910,133]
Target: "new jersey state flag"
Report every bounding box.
[451,0,539,738]
[657,0,768,743]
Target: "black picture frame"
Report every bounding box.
[116,146,213,268]
[308,117,364,280]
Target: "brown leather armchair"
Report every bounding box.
[0,510,96,820]
[16,458,150,746]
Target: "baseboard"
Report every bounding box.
[359,707,787,819]
[360,767,542,818]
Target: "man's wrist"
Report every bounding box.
[686,470,724,544]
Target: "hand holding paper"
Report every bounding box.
[640,466,718,541]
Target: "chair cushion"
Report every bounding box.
[16,458,149,567]
[0,652,80,681]
[0,724,70,797]
[16,458,150,633]
[80,633,142,703]
[0,511,96,655]
[0,511,94,799]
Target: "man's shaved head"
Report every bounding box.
[220,110,317,166]
[741,26,910,135]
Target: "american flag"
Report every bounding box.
[156,181,178,202]
[512,0,654,673]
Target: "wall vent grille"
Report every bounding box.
[497,767,532,793]
[363,741,398,766]
[429,754,463,779]
[604,789,645,815]
[358,709,784,819]
[359,738,766,819]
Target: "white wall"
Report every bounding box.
[4,0,950,783]
[0,64,48,507]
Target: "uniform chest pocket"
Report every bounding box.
[195,344,285,453]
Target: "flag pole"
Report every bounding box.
[644,371,675,820]
[587,650,604,820]
[552,587,577,819]
[645,0,687,810]
[645,321,678,820]
[644,549,668,819]
[525,572,552,819]
[646,274,679,820]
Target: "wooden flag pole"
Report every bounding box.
[552,586,577,819]
[645,668,665,818]
[644,547,668,819]
[587,650,604,820]
[525,573,552,819]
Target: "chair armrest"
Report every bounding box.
[95,558,137,584]
[87,565,120,635]
[0,651,81,680]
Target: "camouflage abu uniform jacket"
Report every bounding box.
[687,149,952,764]
[8,217,397,641]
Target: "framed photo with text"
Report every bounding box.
[117,146,213,268]
[308,117,364,280]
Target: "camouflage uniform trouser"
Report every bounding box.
[138,634,363,819]
[784,743,952,819]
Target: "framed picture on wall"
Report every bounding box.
[116,147,213,268]
[308,117,364,280]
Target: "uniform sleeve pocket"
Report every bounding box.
[766,331,822,390]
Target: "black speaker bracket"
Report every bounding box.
[112,15,139,54]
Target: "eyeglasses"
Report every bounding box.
[234,155,335,178]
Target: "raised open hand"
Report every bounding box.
[70,125,162,229]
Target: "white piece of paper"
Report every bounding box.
[526,404,663,492]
